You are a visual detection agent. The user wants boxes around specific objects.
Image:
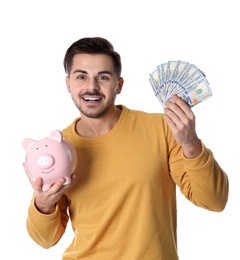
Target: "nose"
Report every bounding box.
[37,154,55,169]
[88,77,99,91]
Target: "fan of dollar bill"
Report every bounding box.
[149,60,212,108]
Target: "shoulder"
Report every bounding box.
[61,117,80,140]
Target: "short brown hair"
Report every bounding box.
[63,37,122,78]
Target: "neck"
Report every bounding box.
[76,106,122,138]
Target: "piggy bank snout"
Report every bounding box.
[37,154,55,169]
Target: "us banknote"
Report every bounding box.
[149,60,212,107]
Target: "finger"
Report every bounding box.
[164,105,183,126]
[165,97,183,114]
[171,95,193,117]
[47,176,74,194]
[32,177,44,192]
[165,98,193,125]
[164,112,178,131]
[55,175,76,193]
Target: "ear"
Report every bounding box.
[117,77,124,94]
[21,138,35,151]
[49,129,63,142]
[66,76,71,93]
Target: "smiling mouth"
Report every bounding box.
[41,168,54,174]
[82,97,102,102]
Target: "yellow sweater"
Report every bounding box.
[27,105,228,260]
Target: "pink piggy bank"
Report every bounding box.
[22,129,77,191]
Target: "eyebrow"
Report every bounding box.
[73,69,113,75]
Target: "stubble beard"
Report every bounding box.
[71,93,117,119]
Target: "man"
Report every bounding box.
[25,37,229,259]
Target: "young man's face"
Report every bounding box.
[66,53,123,119]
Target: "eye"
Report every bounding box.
[98,75,109,81]
[77,75,86,80]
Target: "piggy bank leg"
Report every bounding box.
[42,184,51,192]
[63,177,72,186]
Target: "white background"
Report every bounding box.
[1,0,239,259]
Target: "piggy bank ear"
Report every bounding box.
[21,138,35,151]
[49,129,63,143]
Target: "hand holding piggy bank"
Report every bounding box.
[22,129,77,191]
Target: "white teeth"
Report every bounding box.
[83,97,101,102]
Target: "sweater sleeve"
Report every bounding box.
[26,194,69,248]
[169,140,229,212]
[158,112,229,212]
